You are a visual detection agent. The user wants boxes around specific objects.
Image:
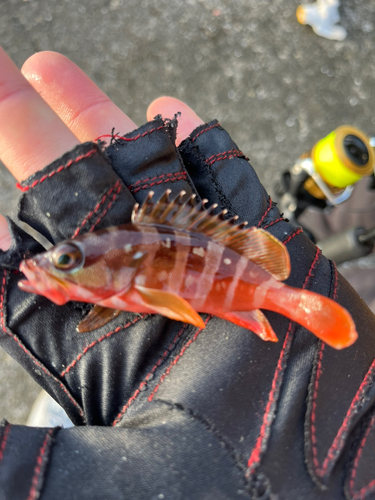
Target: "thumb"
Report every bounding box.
[146,97,204,146]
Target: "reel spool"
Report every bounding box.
[303,125,374,203]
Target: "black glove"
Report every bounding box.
[0,117,375,500]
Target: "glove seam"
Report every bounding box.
[307,261,375,489]
[0,421,11,466]
[189,145,239,217]
[257,197,273,228]
[61,314,147,378]
[111,323,189,427]
[71,179,123,238]
[348,412,375,499]
[16,147,98,192]
[129,171,187,195]
[262,217,286,231]
[308,261,338,483]
[191,122,221,142]
[96,124,164,144]
[26,427,60,500]
[147,315,212,404]
[246,246,322,476]
[157,399,251,496]
[282,227,303,244]
[205,149,249,166]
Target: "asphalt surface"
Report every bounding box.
[0,0,374,424]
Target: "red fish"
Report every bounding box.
[18,190,357,349]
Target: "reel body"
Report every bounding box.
[275,125,375,224]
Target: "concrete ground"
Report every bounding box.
[0,0,374,424]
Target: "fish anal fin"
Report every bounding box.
[219,310,278,342]
[77,305,121,333]
[135,285,205,329]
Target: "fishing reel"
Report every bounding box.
[273,125,375,262]
[274,125,375,225]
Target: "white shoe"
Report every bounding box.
[27,390,74,428]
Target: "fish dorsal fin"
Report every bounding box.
[132,190,290,281]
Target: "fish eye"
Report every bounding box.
[51,243,84,272]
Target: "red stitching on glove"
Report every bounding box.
[147,316,212,402]
[257,197,273,228]
[282,227,303,245]
[310,343,326,475]
[247,247,321,473]
[131,172,187,194]
[72,180,122,238]
[246,321,293,471]
[61,314,146,377]
[332,262,338,300]
[191,123,221,142]
[0,271,85,420]
[262,218,286,230]
[112,324,188,426]
[205,149,249,166]
[321,360,375,479]
[349,413,375,499]
[89,181,122,233]
[129,172,186,190]
[0,422,11,464]
[95,125,164,143]
[16,148,97,192]
[27,429,54,500]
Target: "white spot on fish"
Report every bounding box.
[224,258,231,265]
[185,274,196,290]
[46,212,51,218]
[192,247,205,257]
[133,251,144,260]
[124,244,132,253]
[162,238,171,249]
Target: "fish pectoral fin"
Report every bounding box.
[219,310,278,342]
[135,285,205,329]
[77,305,121,333]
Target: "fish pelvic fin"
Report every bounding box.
[135,285,205,329]
[218,310,278,342]
[77,305,121,333]
[132,190,290,281]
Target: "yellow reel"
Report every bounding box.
[304,126,374,200]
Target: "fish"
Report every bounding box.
[18,189,358,349]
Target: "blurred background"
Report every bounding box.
[0,0,374,423]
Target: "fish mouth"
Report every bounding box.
[19,258,70,305]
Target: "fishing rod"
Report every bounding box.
[273,125,375,262]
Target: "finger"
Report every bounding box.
[146,97,204,145]
[22,52,137,143]
[0,215,11,251]
[0,48,80,182]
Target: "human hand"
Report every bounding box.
[0,47,211,426]
[0,48,204,250]
[0,48,375,499]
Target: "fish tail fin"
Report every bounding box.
[264,287,358,349]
